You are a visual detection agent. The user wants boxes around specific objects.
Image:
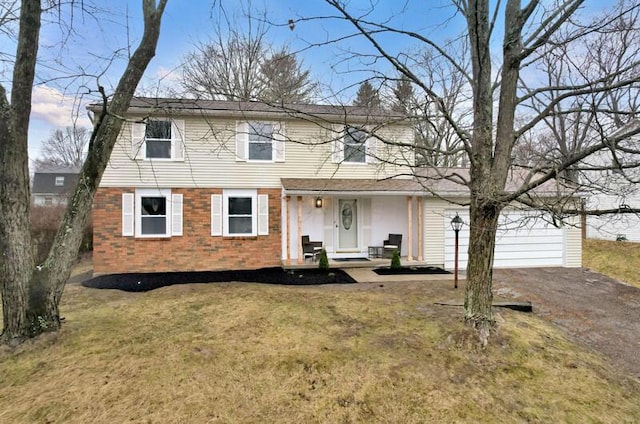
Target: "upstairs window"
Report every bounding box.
[55,176,65,186]
[145,120,172,159]
[130,119,185,161]
[343,127,367,163]
[235,121,285,162]
[248,121,274,161]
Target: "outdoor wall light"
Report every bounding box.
[315,197,323,208]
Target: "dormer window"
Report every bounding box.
[55,176,65,186]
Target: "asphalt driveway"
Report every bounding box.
[493,267,640,379]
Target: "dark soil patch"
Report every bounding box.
[83,267,356,292]
[374,266,450,276]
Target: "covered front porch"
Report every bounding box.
[280,178,427,265]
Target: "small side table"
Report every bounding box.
[368,246,384,259]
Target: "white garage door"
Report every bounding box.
[444,210,565,269]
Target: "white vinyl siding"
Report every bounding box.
[564,215,582,267]
[102,118,413,188]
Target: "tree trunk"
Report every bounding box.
[1,0,168,345]
[0,0,41,345]
[464,200,500,344]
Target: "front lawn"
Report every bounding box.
[583,239,640,288]
[1,279,639,422]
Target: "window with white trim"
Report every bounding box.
[55,176,65,186]
[131,119,185,161]
[248,121,274,161]
[343,126,367,163]
[223,189,257,236]
[236,121,285,162]
[121,189,183,238]
[211,192,268,237]
[145,120,172,159]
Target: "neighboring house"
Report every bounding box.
[90,97,582,275]
[32,166,80,206]
[586,120,640,242]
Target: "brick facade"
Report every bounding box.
[93,187,282,274]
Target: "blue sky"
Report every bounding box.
[20,0,612,160]
[24,0,466,159]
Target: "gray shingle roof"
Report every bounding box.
[283,168,576,197]
[32,170,80,195]
[88,97,404,123]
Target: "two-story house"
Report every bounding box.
[32,166,80,206]
[90,97,582,275]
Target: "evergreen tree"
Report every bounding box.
[353,81,381,108]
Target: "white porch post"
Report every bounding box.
[297,196,303,264]
[407,196,414,261]
[286,195,291,265]
[417,196,424,261]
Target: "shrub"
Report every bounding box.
[318,249,329,270]
[30,204,93,264]
[390,249,402,270]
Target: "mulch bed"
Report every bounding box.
[82,267,356,292]
[374,266,451,275]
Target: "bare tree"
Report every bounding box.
[316,0,640,341]
[0,0,168,345]
[182,18,317,103]
[33,126,89,170]
[182,23,267,101]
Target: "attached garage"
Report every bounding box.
[443,210,570,269]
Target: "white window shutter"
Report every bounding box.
[172,119,185,161]
[331,124,343,163]
[171,193,183,236]
[122,193,134,236]
[131,122,146,159]
[366,134,378,163]
[273,122,285,162]
[211,194,223,236]
[236,121,248,161]
[257,194,269,235]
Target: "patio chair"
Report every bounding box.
[383,233,402,258]
[302,235,323,262]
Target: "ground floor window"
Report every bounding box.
[223,189,257,236]
[136,189,171,237]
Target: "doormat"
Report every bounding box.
[334,257,370,262]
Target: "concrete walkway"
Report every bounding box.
[344,267,462,284]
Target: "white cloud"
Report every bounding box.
[156,65,182,83]
[30,85,90,128]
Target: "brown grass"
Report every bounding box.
[1,276,639,423]
[583,239,640,288]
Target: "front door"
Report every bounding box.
[338,199,358,251]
